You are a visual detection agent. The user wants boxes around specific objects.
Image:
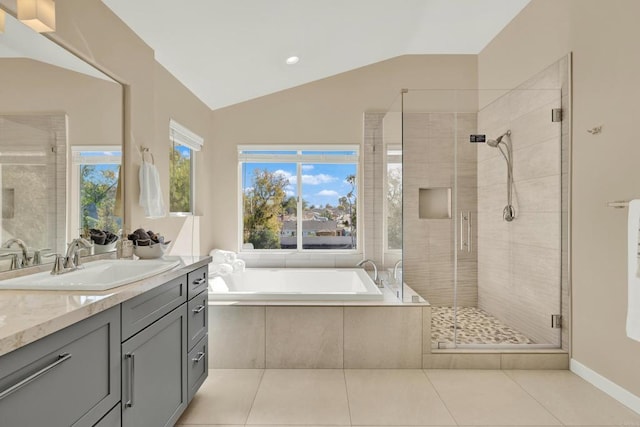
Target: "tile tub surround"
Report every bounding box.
[208,304,428,369]
[0,256,211,356]
[208,277,428,369]
[175,368,640,426]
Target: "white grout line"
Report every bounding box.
[501,369,566,425]
[243,368,266,425]
[342,369,354,426]
[420,369,461,426]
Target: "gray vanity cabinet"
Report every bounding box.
[121,304,188,427]
[0,261,209,427]
[0,306,121,427]
[120,264,208,427]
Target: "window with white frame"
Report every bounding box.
[385,145,402,251]
[238,146,359,251]
[169,119,202,215]
[71,146,122,235]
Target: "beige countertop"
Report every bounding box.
[0,256,211,357]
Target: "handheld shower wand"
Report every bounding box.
[486,130,515,222]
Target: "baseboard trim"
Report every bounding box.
[570,358,640,415]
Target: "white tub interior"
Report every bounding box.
[209,268,383,300]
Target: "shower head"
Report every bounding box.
[486,130,511,147]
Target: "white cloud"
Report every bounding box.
[317,190,339,197]
[302,174,337,185]
[301,165,314,171]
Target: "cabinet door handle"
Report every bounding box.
[192,305,205,314]
[125,353,135,408]
[193,278,206,286]
[192,351,206,363]
[0,353,72,401]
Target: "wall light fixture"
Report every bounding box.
[17,0,55,33]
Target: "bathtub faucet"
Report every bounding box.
[393,259,402,283]
[356,259,382,288]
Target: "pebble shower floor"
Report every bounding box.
[431,306,533,348]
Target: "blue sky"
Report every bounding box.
[242,162,357,207]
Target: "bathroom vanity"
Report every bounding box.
[0,256,210,427]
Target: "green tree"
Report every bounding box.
[387,167,402,250]
[345,174,357,248]
[282,196,297,215]
[170,145,191,212]
[321,209,335,221]
[243,169,288,249]
[80,165,119,233]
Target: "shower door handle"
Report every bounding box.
[460,211,465,251]
[467,211,472,253]
[459,211,472,253]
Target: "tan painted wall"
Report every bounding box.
[480,0,640,397]
[2,0,214,255]
[151,62,211,255]
[0,58,122,147]
[210,55,478,251]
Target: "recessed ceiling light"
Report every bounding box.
[286,56,300,65]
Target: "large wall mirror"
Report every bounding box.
[0,9,123,272]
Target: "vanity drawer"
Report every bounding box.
[188,291,208,351]
[187,335,208,402]
[187,266,208,300]
[121,275,187,340]
[0,306,120,427]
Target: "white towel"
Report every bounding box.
[209,263,233,277]
[209,249,237,264]
[231,259,245,273]
[139,159,166,218]
[627,200,640,341]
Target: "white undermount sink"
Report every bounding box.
[0,259,181,291]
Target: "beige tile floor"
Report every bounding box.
[176,369,640,427]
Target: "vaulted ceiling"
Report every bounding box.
[102,0,530,109]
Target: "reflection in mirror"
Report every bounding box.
[0,114,66,271]
[0,9,123,272]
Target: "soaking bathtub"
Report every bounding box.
[208,268,384,301]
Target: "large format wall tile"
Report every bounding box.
[208,306,265,368]
[265,307,343,368]
[344,307,422,368]
[477,57,566,347]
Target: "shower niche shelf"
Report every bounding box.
[419,187,451,219]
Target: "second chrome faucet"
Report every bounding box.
[356,259,383,288]
[51,238,93,275]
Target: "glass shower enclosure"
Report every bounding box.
[400,87,567,349]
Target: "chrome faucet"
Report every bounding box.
[64,238,93,269]
[393,259,403,283]
[2,238,29,268]
[356,259,382,288]
[51,238,92,275]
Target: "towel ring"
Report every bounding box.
[140,147,155,165]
